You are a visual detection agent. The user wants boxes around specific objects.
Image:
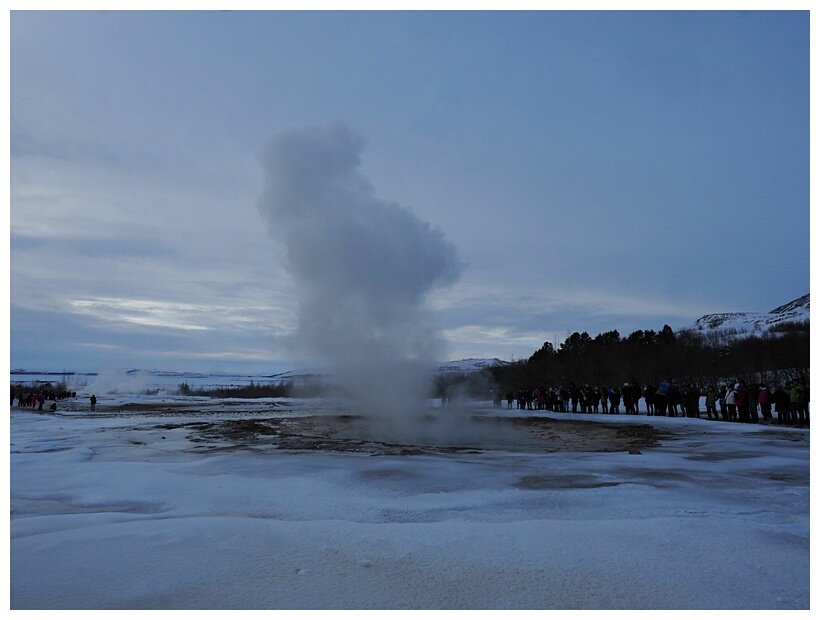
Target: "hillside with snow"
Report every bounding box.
[435,358,510,374]
[681,294,809,338]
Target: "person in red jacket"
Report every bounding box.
[735,381,749,423]
[758,384,773,422]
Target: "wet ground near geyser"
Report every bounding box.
[40,399,665,456]
[163,413,664,456]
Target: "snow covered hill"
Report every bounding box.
[682,294,809,337]
[266,358,511,384]
[435,358,510,374]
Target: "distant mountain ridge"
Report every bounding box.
[267,358,511,384]
[435,358,510,374]
[683,294,809,335]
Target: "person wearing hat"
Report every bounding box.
[736,381,749,423]
[725,383,737,422]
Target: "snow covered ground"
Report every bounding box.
[9,395,811,610]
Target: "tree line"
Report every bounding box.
[473,320,810,397]
[177,378,326,399]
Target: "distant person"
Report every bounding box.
[725,384,737,421]
[718,385,728,420]
[535,388,544,410]
[560,386,570,413]
[667,384,680,416]
[622,383,633,414]
[578,386,588,412]
[736,381,749,423]
[773,384,791,425]
[643,384,655,415]
[90,394,97,411]
[705,385,718,420]
[747,382,760,423]
[654,384,668,417]
[37,393,45,411]
[683,384,700,418]
[799,381,809,427]
[609,387,621,414]
[758,384,773,423]
[790,379,807,427]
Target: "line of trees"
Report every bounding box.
[177,378,326,399]
[485,321,809,394]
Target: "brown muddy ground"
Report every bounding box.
[149,412,665,456]
[50,399,666,456]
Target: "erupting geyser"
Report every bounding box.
[257,121,462,435]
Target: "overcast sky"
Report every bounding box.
[9,10,811,374]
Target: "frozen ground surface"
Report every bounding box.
[9,396,811,610]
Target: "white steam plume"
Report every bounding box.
[257,121,462,423]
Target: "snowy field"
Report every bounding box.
[9,393,811,610]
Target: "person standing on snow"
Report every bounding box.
[747,382,760,423]
[725,384,737,421]
[736,381,749,423]
[705,385,718,420]
[643,384,655,415]
[772,384,791,424]
[600,387,609,414]
[609,386,621,414]
[790,379,808,427]
[758,384,773,423]
[654,383,668,417]
[90,394,97,411]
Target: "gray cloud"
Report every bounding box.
[10,12,808,374]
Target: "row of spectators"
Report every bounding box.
[492,378,809,427]
[11,387,77,411]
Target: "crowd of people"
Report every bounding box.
[492,378,810,427]
[10,387,76,411]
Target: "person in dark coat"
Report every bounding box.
[747,383,760,423]
[667,384,680,416]
[758,384,772,422]
[643,385,655,415]
[655,383,668,417]
[622,383,634,415]
[683,384,700,418]
[773,384,791,424]
[609,387,621,414]
[705,385,718,420]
